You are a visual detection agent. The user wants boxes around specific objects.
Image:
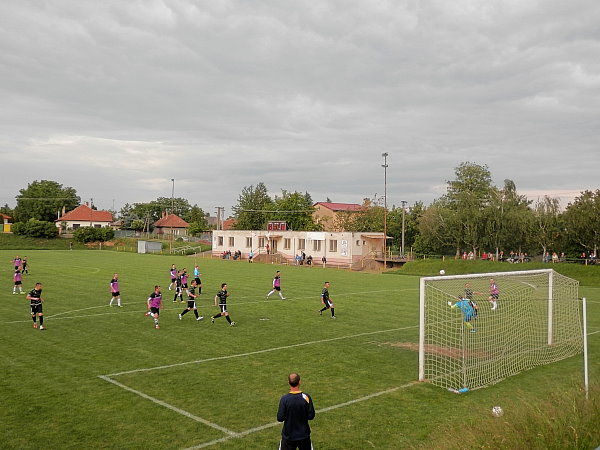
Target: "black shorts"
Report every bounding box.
[219,304,228,314]
[194,277,201,285]
[322,299,332,309]
[187,300,196,309]
[171,278,176,283]
[150,307,160,315]
[31,303,43,315]
[490,293,499,300]
[182,283,188,289]
[112,291,120,297]
[279,437,313,450]
[14,281,22,285]
[273,286,281,291]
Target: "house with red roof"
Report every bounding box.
[153,212,190,236]
[313,202,363,231]
[55,204,113,232]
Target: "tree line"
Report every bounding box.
[2,168,598,258]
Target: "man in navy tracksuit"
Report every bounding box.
[277,373,315,450]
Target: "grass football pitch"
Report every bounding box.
[1,250,598,449]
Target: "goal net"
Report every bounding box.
[418,269,582,391]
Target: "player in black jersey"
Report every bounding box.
[26,282,46,330]
[463,282,482,318]
[318,281,335,318]
[211,283,236,326]
[172,271,184,303]
[179,280,204,322]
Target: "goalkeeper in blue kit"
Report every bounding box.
[448,297,477,333]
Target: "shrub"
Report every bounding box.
[12,219,59,239]
[73,226,115,243]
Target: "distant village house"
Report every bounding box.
[55,204,113,232]
[153,212,189,236]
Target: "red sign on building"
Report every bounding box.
[267,221,287,231]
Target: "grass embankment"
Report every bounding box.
[394,258,600,286]
[420,382,600,450]
[0,234,211,254]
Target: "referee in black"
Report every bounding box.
[277,373,315,450]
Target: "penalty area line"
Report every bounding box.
[97,375,236,436]
[183,381,420,449]
[104,325,418,377]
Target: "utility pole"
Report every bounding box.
[382,153,388,270]
[215,207,224,230]
[401,200,407,258]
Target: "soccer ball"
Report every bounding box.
[439,269,445,275]
[491,406,504,417]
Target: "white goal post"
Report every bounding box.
[418,269,583,391]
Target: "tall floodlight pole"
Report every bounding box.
[401,200,407,257]
[382,153,388,270]
[170,178,175,253]
[171,179,175,214]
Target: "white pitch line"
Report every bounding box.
[104,326,417,377]
[183,381,419,449]
[98,375,237,436]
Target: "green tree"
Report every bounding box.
[14,180,80,222]
[414,201,452,255]
[531,196,562,257]
[232,183,273,230]
[483,180,533,259]
[444,162,494,256]
[130,219,145,232]
[184,205,208,232]
[563,190,600,255]
[268,190,320,231]
[12,218,59,238]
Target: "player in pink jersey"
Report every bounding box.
[13,267,24,294]
[146,285,163,329]
[109,273,121,307]
[266,271,286,300]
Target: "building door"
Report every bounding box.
[271,239,277,253]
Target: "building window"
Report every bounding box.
[218,236,224,246]
[313,240,322,252]
[259,237,265,248]
[246,237,252,248]
[298,239,305,250]
[329,240,337,252]
[356,240,360,246]
[284,238,291,250]
[72,224,80,229]
[94,224,102,228]
[229,237,235,247]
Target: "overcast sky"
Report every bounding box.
[1,1,598,216]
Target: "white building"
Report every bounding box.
[212,229,385,268]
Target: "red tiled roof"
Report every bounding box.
[57,204,113,222]
[222,218,236,230]
[154,214,189,228]
[314,202,362,212]
[0,213,12,220]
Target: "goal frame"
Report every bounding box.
[418,268,576,384]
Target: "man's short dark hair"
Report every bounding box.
[221,283,227,288]
[288,373,300,387]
